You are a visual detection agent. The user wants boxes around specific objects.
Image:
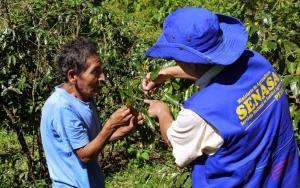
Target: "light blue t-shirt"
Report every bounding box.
[40,85,105,188]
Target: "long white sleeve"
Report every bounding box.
[167,108,224,167]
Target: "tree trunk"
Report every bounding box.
[2,105,35,181]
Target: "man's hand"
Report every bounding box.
[109,112,144,142]
[144,99,173,145]
[143,64,210,95]
[142,71,171,95]
[144,99,170,119]
[104,106,133,132]
[76,108,143,164]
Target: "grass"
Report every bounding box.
[0,129,29,187]
[105,154,191,188]
[0,129,20,155]
[0,128,192,187]
[1,128,299,187]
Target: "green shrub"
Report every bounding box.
[0,0,299,186]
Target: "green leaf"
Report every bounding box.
[127,145,137,155]
[1,87,22,96]
[165,85,173,95]
[172,171,190,187]
[17,75,26,91]
[171,81,180,90]
[150,68,160,81]
[287,62,297,74]
[140,151,150,160]
[262,40,277,52]
[163,93,180,106]
[247,23,257,36]
[283,41,298,53]
[144,114,156,130]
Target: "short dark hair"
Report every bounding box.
[58,37,98,82]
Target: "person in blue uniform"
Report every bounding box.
[143,7,300,187]
[40,37,143,188]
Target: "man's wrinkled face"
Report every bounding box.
[76,54,105,100]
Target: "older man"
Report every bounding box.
[41,37,143,187]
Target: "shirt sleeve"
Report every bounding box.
[167,108,224,167]
[53,107,90,150]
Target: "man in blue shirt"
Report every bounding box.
[40,37,143,187]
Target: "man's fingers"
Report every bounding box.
[137,113,144,125]
[146,72,151,80]
[137,119,144,125]
[144,99,153,104]
[116,106,129,113]
[123,113,133,122]
[142,79,148,88]
[111,108,132,122]
[137,112,143,119]
[143,81,155,90]
[121,108,131,116]
[127,116,134,127]
[142,79,151,95]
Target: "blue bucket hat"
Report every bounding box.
[146,7,248,65]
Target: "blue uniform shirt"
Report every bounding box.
[40,85,105,188]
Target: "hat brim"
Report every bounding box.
[146,14,248,65]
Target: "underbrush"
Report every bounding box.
[0,129,191,187]
[104,149,191,188]
[0,130,48,188]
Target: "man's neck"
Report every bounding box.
[62,82,91,102]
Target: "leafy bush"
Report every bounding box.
[0,0,299,186]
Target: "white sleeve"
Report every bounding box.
[167,108,224,167]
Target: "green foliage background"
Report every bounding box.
[0,0,299,187]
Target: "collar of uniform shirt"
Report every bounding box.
[195,65,224,88]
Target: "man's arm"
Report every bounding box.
[75,107,133,163]
[142,66,181,94]
[144,100,173,144]
[167,109,224,167]
[143,64,206,94]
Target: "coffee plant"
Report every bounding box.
[0,0,299,186]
